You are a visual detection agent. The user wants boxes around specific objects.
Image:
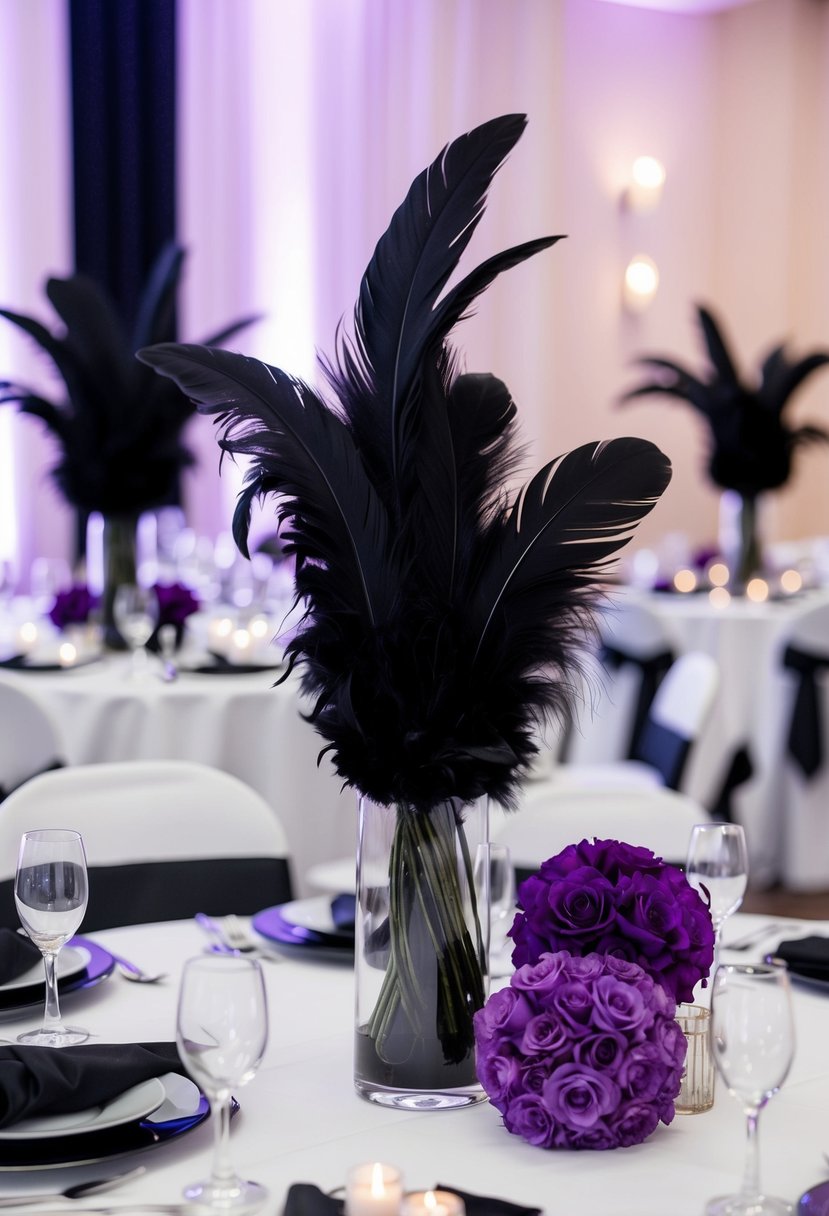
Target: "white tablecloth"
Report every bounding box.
[0,657,356,896]
[571,586,829,888]
[0,915,826,1216]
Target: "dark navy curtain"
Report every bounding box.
[68,0,177,553]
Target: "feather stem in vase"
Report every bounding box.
[139,115,672,1083]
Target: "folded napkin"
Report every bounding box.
[0,929,41,984]
[0,1041,183,1128]
[281,1183,542,1216]
[774,935,829,982]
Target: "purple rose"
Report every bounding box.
[545,868,617,937]
[574,1032,627,1075]
[615,872,688,958]
[564,1122,617,1151]
[542,1063,620,1129]
[512,952,570,998]
[551,981,594,1037]
[592,975,655,1039]
[653,1016,687,1070]
[617,1043,669,1101]
[473,986,533,1042]
[521,1012,572,1058]
[602,954,652,987]
[49,585,99,630]
[563,954,607,981]
[503,1094,558,1148]
[610,1100,661,1149]
[476,1049,522,1113]
[520,1061,552,1095]
[154,582,200,627]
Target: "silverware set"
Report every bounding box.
[195,912,279,962]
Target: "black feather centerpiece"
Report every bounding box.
[139,114,672,1102]
[140,115,671,811]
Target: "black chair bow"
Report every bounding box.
[782,645,829,778]
[599,643,674,759]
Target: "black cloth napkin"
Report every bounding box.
[281,1183,542,1216]
[0,1041,184,1128]
[0,929,41,984]
[774,935,829,982]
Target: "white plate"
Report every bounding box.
[279,895,351,936]
[0,1076,166,1140]
[0,945,89,994]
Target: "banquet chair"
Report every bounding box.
[0,676,66,797]
[567,598,675,765]
[491,783,709,875]
[776,598,829,888]
[554,650,719,793]
[0,759,294,930]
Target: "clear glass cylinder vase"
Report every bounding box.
[718,490,763,590]
[353,794,489,1110]
[101,514,139,650]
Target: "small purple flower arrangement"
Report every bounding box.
[154,582,200,629]
[48,585,100,631]
[474,950,687,1150]
[473,838,714,1150]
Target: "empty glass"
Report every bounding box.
[474,843,516,974]
[113,583,157,679]
[686,823,748,975]
[706,962,794,1215]
[176,954,268,1210]
[15,829,89,1047]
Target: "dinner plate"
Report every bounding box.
[799,1179,829,1213]
[252,901,354,962]
[0,1077,165,1140]
[1,945,89,994]
[0,938,115,1018]
[278,896,354,940]
[0,1073,218,1170]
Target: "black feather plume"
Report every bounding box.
[140,114,672,811]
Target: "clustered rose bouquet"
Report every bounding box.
[509,838,715,1004]
[473,839,714,1150]
[474,950,687,1150]
[48,585,100,631]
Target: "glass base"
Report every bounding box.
[355,1079,488,1110]
[183,1177,268,1211]
[706,1193,792,1215]
[17,1026,88,1048]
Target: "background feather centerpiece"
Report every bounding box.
[140,114,672,1105]
[140,115,671,811]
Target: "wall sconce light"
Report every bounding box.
[623,254,659,312]
[624,155,666,211]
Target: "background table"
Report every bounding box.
[0,914,826,1216]
[0,657,356,895]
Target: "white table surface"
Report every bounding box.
[0,656,357,896]
[0,914,827,1216]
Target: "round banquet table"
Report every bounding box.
[570,585,829,888]
[0,914,827,1216]
[0,654,357,897]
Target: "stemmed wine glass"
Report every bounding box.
[15,829,89,1047]
[176,954,268,1210]
[686,823,749,974]
[113,584,157,679]
[706,962,794,1215]
[474,843,516,974]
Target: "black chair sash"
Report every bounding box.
[600,644,674,759]
[631,718,690,791]
[0,856,293,932]
[782,645,829,778]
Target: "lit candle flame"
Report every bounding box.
[425,1195,437,1212]
[370,1163,385,1198]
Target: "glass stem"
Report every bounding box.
[210,1093,236,1189]
[42,950,65,1030]
[739,1106,761,1203]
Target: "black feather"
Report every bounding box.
[140,114,672,811]
[622,303,829,496]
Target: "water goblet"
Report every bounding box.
[686,822,748,974]
[474,843,516,971]
[706,962,794,1215]
[176,954,268,1211]
[15,828,89,1047]
[113,583,157,679]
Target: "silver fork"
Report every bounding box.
[725,922,789,952]
[220,914,280,963]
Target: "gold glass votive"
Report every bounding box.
[675,1003,714,1114]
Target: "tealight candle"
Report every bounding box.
[207,615,234,650]
[401,1190,466,1216]
[672,568,697,594]
[17,621,38,652]
[58,641,77,667]
[780,568,803,595]
[249,614,269,640]
[345,1162,403,1216]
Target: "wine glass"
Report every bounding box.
[686,823,748,974]
[474,843,516,972]
[706,962,794,1215]
[15,829,89,1047]
[176,954,268,1210]
[113,584,157,679]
